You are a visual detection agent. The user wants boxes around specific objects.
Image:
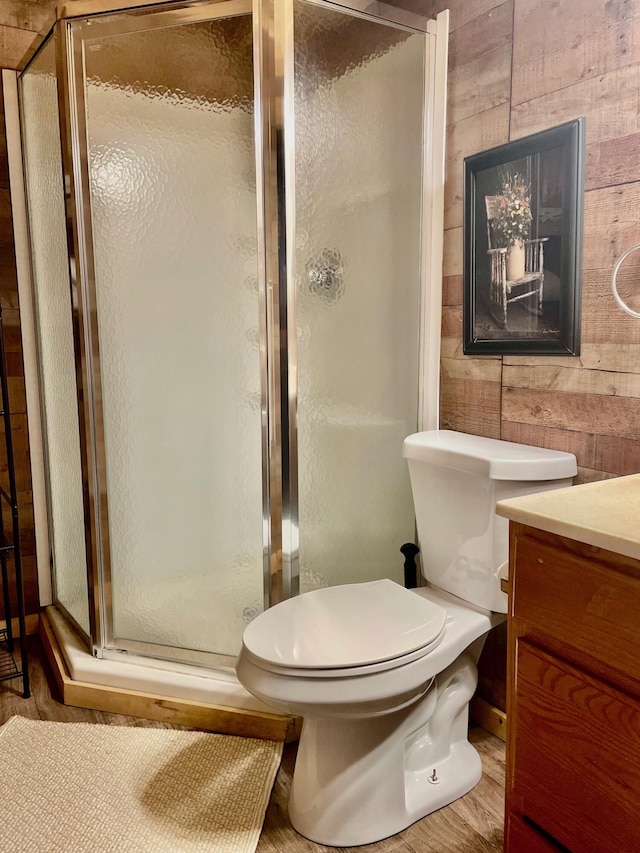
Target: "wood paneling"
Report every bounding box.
[442,274,463,306]
[582,267,640,342]
[436,0,640,475]
[0,25,37,70]
[445,104,510,229]
[503,362,640,397]
[469,695,506,742]
[0,0,53,71]
[0,1,55,33]
[511,0,640,106]
[511,64,640,145]
[440,373,502,438]
[502,386,640,441]
[504,342,640,372]
[587,130,640,191]
[441,304,462,339]
[447,43,512,127]
[442,225,463,277]
[583,183,640,271]
[448,1,513,69]
[444,353,502,384]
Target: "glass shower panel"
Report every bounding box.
[80,15,263,658]
[293,3,425,592]
[20,38,91,635]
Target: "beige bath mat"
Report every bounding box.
[0,715,282,853]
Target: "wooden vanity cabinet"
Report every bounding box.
[504,523,640,853]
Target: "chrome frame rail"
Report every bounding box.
[56,20,107,653]
[253,0,285,607]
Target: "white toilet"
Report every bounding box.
[236,430,577,846]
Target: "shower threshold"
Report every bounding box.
[40,606,299,741]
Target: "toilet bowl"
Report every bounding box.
[236,430,577,846]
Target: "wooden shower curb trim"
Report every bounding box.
[470,695,506,742]
[39,611,301,742]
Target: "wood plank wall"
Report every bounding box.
[417,0,640,483]
[0,1,58,617]
[411,0,640,711]
[0,2,53,71]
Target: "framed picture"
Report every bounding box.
[463,118,585,355]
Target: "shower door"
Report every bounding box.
[291,1,430,593]
[260,0,447,596]
[60,2,265,666]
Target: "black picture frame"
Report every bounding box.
[463,118,585,355]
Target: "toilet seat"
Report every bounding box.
[242,579,447,678]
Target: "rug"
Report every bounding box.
[0,716,283,853]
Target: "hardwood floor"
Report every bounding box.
[0,638,505,853]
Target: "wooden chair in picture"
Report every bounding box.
[485,195,548,329]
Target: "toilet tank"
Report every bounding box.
[403,430,577,613]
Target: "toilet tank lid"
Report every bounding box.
[403,430,577,481]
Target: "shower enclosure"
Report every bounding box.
[9,0,447,711]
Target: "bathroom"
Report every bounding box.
[0,0,639,851]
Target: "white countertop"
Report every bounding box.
[496,473,640,562]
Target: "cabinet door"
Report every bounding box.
[511,639,640,852]
[506,814,563,852]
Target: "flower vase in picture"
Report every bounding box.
[494,172,532,281]
[506,239,525,280]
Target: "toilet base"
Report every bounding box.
[291,738,481,847]
[289,653,481,847]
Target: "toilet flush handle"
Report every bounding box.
[400,543,420,589]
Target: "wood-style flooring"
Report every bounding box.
[0,638,505,853]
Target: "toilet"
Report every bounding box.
[236,430,577,847]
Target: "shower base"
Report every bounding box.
[41,606,300,741]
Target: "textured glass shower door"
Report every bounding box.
[66,4,264,664]
[290,2,429,592]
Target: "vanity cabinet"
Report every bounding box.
[504,522,640,853]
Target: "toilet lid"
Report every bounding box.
[242,579,447,670]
